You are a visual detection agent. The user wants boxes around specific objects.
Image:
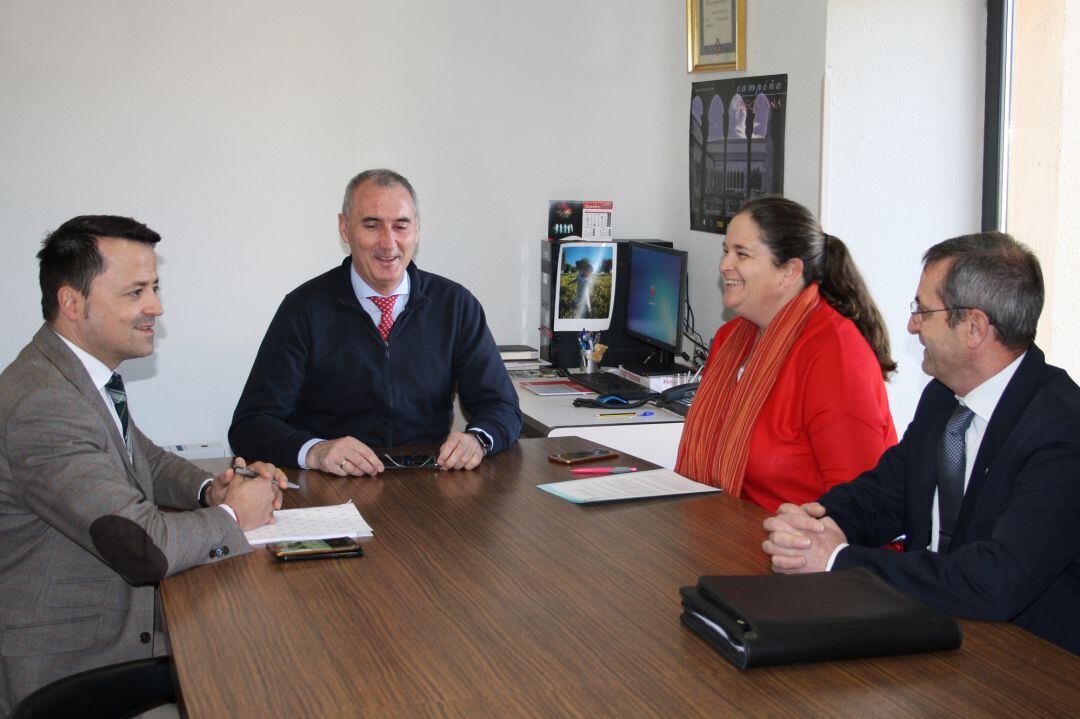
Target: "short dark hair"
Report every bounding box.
[922,231,1043,350]
[737,195,896,378]
[341,169,420,219]
[37,215,161,321]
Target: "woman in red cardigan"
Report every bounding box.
[676,196,897,512]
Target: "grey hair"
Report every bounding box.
[922,231,1043,350]
[341,169,420,219]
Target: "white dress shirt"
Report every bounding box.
[55,331,127,449]
[927,351,1024,551]
[351,265,410,327]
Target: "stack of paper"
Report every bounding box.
[244,500,373,545]
[503,358,552,371]
[509,367,564,380]
[498,345,552,371]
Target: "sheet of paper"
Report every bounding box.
[537,468,720,504]
[244,500,373,545]
[690,611,746,654]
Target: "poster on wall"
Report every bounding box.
[552,242,615,332]
[689,74,788,235]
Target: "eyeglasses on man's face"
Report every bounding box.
[908,301,973,324]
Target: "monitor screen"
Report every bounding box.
[624,242,687,355]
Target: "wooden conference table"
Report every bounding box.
[162,438,1080,718]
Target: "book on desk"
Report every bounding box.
[503,358,552,372]
[498,344,540,361]
[509,367,564,379]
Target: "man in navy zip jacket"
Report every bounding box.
[762,232,1080,654]
[230,169,521,475]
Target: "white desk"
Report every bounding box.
[513,378,685,468]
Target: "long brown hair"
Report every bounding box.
[738,195,896,378]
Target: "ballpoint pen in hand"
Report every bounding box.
[232,464,300,489]
[570,466,638,475]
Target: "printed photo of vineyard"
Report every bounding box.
[557,244,614,320]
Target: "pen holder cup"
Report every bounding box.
[581,351,597,374]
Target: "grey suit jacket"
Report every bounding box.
[0,326,250,715]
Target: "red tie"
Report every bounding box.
[369,295,398,341]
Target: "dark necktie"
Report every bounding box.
[369,295,398,341]
[937,404,975,552]
[105,372,131,452]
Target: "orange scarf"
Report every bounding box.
[676,283,821,496]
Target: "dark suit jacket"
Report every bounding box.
[820,346,1080,654]
[0,326,249,714]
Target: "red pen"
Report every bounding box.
[569,466,638,475]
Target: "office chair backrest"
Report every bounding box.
[11,656,177,719]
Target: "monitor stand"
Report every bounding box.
[616,350,692,377]
[618,362,693,377]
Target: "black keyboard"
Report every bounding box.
[572,372,658,400]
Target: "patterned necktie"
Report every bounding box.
[937,404,975,552]
[105,372,131,452]
[369,295,398,341]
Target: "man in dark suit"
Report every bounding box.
[0,216,286,713]
[762,231,1080,654]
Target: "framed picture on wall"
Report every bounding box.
[689,74,787,234]
[687,0,746,73]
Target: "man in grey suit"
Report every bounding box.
[0,215,286,714]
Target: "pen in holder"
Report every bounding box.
[578,330,605,373]
[581,349,597,373]
[581,343,607,373]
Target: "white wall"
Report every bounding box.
[680,0,986,430]
[0,0,688,447]
[821,0,986,428]
[0,0,988,447]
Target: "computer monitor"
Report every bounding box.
[623,242,687,365]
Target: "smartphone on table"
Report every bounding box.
[547,448,619,465]
[266,537,364,561]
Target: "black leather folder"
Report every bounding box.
[680,568,962,668]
